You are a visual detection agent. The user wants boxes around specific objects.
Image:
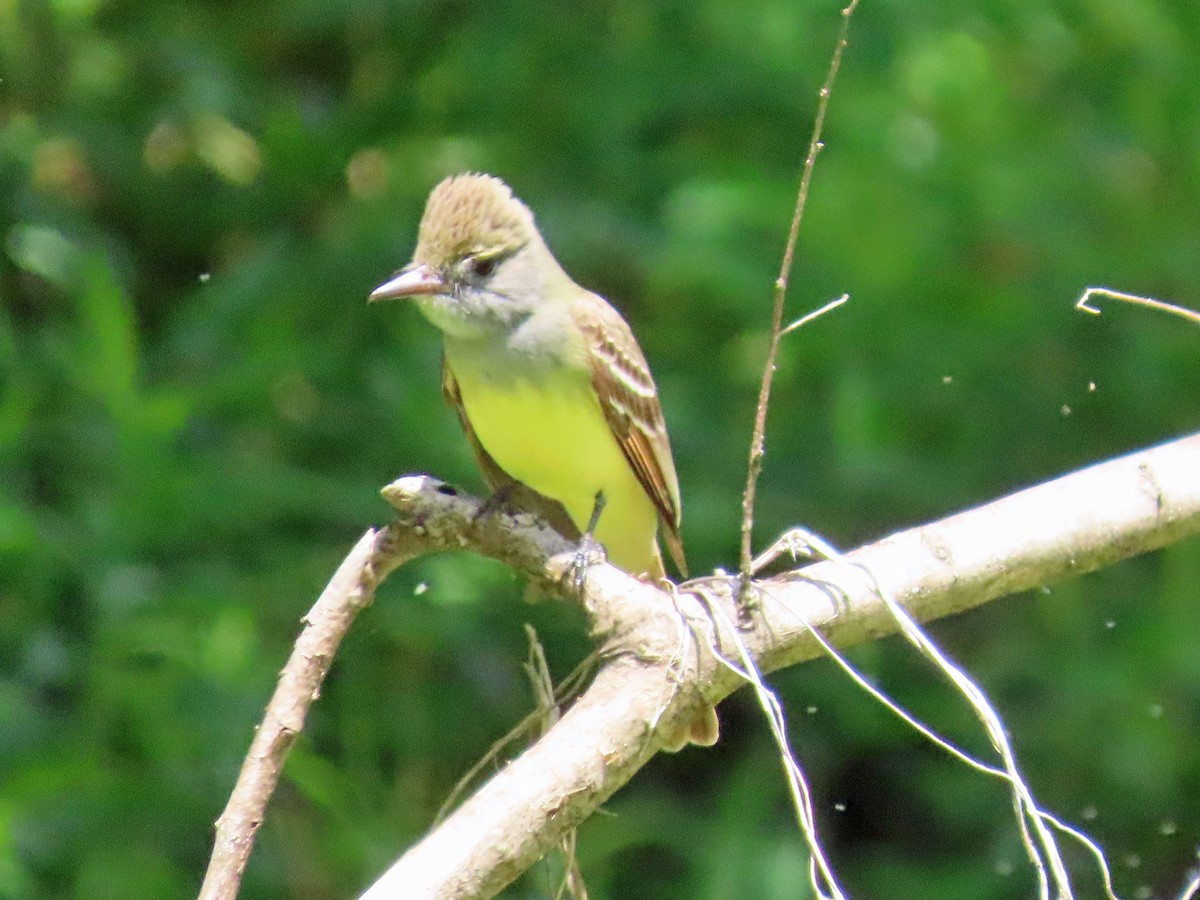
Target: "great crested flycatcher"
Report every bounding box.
[370,173,717,748]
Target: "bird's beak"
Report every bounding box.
[368,264,446,302]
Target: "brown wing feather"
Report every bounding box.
[574,297,688,577]
[442,359,581,541]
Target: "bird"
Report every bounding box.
[370,173,717,748]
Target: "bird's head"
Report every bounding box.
[369,174,571,340]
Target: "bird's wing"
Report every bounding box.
[574,295,687,577]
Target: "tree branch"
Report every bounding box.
[363,432,1200,898]
[199,432,1200,899]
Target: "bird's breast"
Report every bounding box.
[444,342,647,532]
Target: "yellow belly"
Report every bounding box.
[453,369,660,576]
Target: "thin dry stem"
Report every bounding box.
[1076,286,1200,324]
[699,597,846,900]
[738,0,861,601]
[801,532,1073,899]
[752,538,1119,900]
[434,655,596,825]
[781,293,849,336]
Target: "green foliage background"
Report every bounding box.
[3,0,1198,897]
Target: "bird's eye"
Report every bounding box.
[467,255,497,279]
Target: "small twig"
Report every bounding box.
[738,0,861,607]
[1076,286,1200,324]
[781,293,849,336]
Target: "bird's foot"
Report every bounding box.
[565,533,606,594]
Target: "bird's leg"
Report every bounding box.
[568,490,607,592]
[583,489,606,536]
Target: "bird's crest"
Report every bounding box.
[414,174,535,266]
